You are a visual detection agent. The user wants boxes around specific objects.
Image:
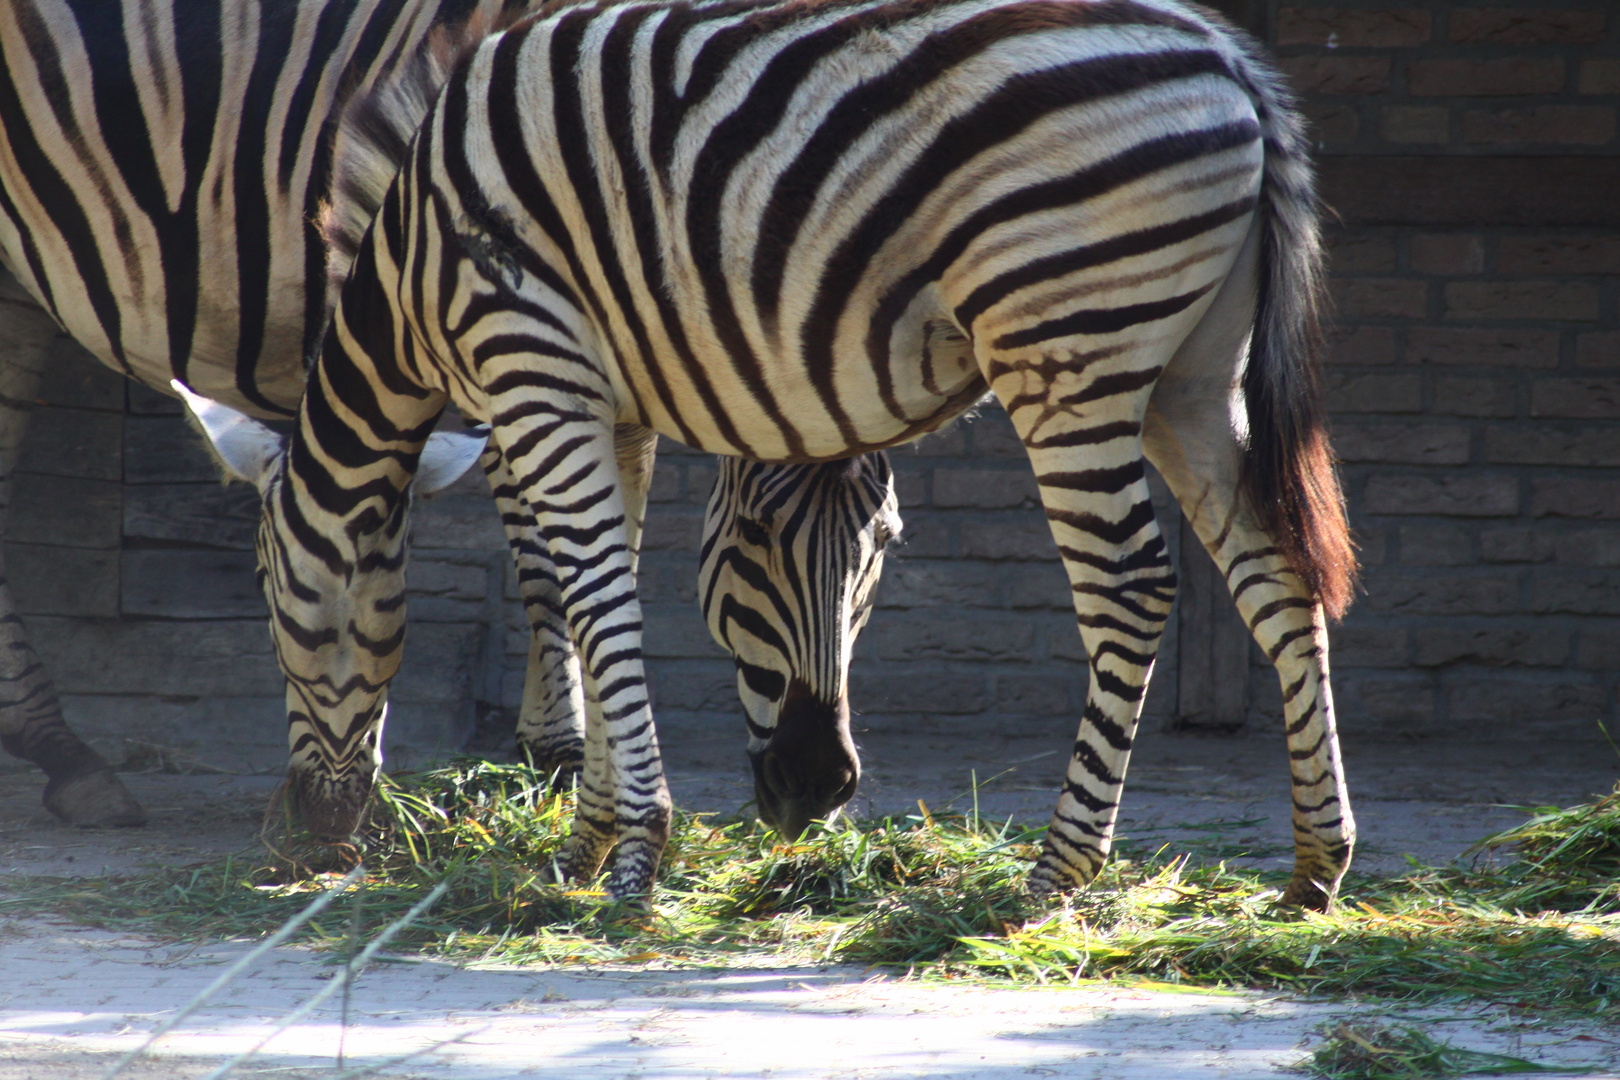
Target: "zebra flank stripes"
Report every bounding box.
[208,0,1363,904]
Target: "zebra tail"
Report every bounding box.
[1227,38,1357,621]
[315,4,521,316]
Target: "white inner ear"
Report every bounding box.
[416,426,490,496]
[172,379,284,488]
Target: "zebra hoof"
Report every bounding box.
[1278,874,1336,912]
[518,739,584,787]
[43,768,148,828]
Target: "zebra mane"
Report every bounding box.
[316,5,521,319]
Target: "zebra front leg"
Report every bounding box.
[0,283,143,826]
[483,446,586,777]
[494,406,670,897]
[487,423,657,779]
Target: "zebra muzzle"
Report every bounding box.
[750,678,860,840]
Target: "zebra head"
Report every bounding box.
[698,454,900,840]
[176,382,487,839]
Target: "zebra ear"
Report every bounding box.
[415,425,489,496]
[172,379,285,488]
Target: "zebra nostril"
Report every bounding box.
[761,752,803,799]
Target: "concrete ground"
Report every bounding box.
[2,723,1618,1078]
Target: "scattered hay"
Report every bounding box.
[1297,1022,1578,1079]
[6,759,1619,1021]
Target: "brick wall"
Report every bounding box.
[1260,0,1620,743]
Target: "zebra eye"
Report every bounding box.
[736,516,771,548]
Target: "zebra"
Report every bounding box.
[700,454,900,840]
[0,0,880,836]
[187,0,1360,908]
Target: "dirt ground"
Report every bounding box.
[2,722,1618,1078]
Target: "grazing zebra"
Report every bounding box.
[0,0,873,835]
[700,454,900,839]
[190,0,1360,908]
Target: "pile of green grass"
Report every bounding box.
[5,759,1618,1020]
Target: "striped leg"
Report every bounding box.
[1006,395,1175,896]
[489,395,670,896]
[482,446,587,777]
[0,284,143,826]
[484,424,658,779]
[1145,229,1354,910]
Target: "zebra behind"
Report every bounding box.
[191,0,1359,907]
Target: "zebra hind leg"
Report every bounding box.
[0,284,143,826]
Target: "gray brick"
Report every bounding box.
[1448,677,1605,724]
[126,378,184,415]
[647,461,682,502]
[121,548,263,618]
[1006,563,1074,609]
[1432,377,1517,418]
[1327,325,1397,366]
[123,414,225,483]
[849,670,988,714]
[16,406,122,481]
[642,604,726,658]
[123,482,258,549]
[1446,282,1602,322]
[392,622,482,705]
[35,340,124,412]
[1362,475,1518,516]
[1481,527,1556,563]
[959,517,1054,560]
[29,617,282,696]
[933,468,1039,509]
[1531,379,1620,420]
[877,560,1002,608]
[1334,278,1429,320]
[684,463,718,504]
[967,410,1024,458]
[1354,674,1438,724]
[411,490,508,551]
[641,510,704,553]
[1361,572,1519,615]
[645,664,737,712]
[6,543,119,617]
[1334,422,1469,465]
[1326,234,1397,273]
[1532,573,1620,615]
[1328,624,1408,667]
[904,424,968,456]
[865,615,1036,663]
[1408,328,1557,368]
[407,556,495,622]
[1553,530,1620,567]
[1484,425,1620,467]
[1531,479,1620,519]
[891,513,955,558]
[12,474,123,549]
[1397,525,1473,565]
[989,673,1074,715]
[1576,333,1618,369]
[1412,626,1569,667]
[1326,371,1422,413]
[893,471,928,509]
[1575,627,1620,670]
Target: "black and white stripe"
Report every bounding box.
[699,453,899,838]
[194,0,1360,906]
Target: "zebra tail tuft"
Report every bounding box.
[1226,35,1357,621]
[315,4,521,317]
